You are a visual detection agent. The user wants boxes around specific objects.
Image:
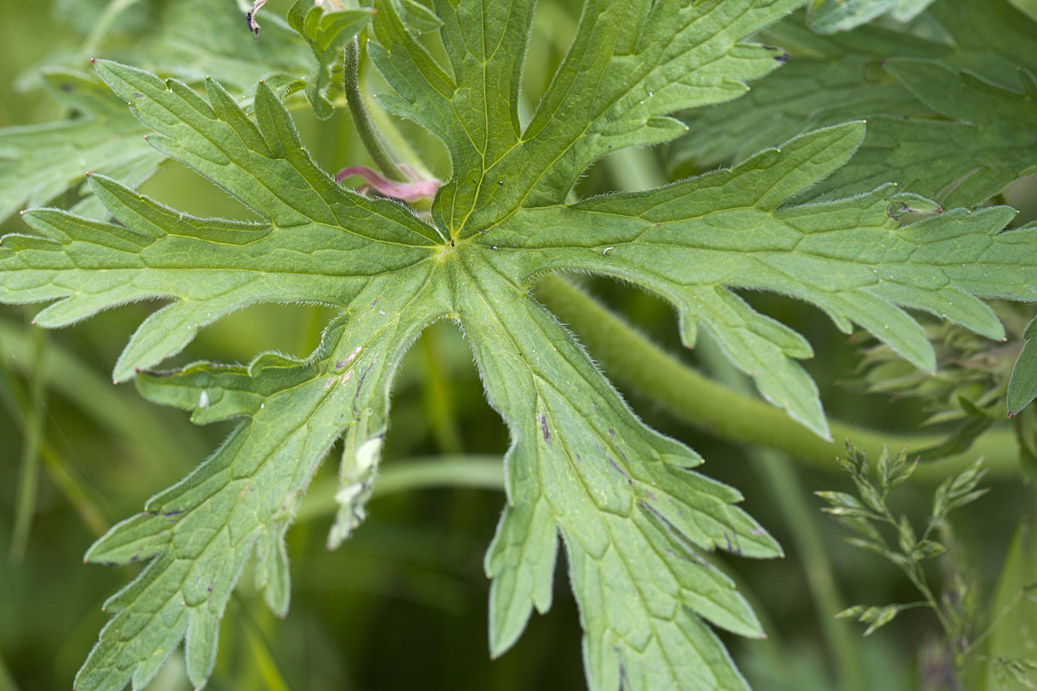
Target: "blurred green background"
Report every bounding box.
[2,1,1036,690]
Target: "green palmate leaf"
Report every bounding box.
[1,1,1037,689]
[0,70,160,223]
[286,0,374,119]
[16,63,449,690]
[673,0,1037,209]
[806,0,936,33]
[1008,315,1037,415]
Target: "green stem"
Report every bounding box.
[294,455,504,523]
[533,275,1020,480]
[420,324,465,455]
[343,37,406,182]
[83,0,144,56]
[10,326,46,559]
[906,565,963,667]
[0,331,109,538]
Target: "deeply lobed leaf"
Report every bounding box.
[481,122,1036,436]
[0,1,1035,690]
[371,0,798,234]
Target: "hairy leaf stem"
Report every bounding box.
[534,275,1020,480]
[343,37,407,182]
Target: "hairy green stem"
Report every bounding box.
[343,37,406,182]
[533,275,1020,480]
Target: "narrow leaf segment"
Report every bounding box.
[0,2,1035,690]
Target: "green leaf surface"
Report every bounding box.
[806,0,937,33]
[672,0,1037,208]
[1009,314,1037,415]
[2,1,1036,690]
[483,122,1036,437]
[87,0,313,93]
[286,1,374,119]
[370,0,796,234]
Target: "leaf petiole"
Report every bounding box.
[343,36,407,183]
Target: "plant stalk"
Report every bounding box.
[10,326,46,559]
[343,37,407,182]
[533,275,1021,480]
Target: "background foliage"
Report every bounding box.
[1,0,1036,689]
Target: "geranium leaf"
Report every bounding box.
[1,2,1036,690]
